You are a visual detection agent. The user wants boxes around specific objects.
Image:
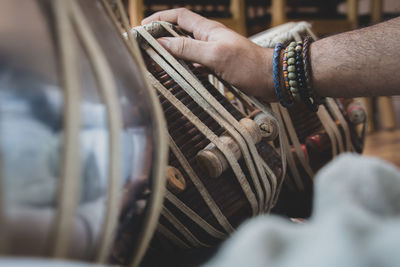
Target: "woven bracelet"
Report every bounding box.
[273,43,292,107]
[295,41,316,110]
[302,36,322,111]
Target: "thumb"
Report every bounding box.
[158,37,212,66]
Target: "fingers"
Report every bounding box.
[142,8,225,41]
[158,37,215,67]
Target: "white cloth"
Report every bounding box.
[204,154,400,267]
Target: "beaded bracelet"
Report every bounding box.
[282,47,294,105]
[284,41,300,101]
[273,43,292,108]
[302,36,323,111]
[294,41,314,109]
[294,41,304,96]
[274,39,322,111]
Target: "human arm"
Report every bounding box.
[142,8,400,101]
[310,18,400,98]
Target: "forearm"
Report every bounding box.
[310,17,400,98]
[143,9,400,101]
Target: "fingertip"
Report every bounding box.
[157,37,171,49]
[141,16,154,25]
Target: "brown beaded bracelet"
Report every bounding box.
[302,36,323,111]
[281,47,295,105]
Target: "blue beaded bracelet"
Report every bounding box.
[273,43,292,108]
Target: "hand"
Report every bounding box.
[142,8,275,101]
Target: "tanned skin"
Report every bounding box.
[142,8,400,102]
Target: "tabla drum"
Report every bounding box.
[121,21,286,266]
[123,20,366,266]
[0,1,167,266]
[250,22,367,217]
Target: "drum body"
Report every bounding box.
[125,22,285,266]
[271,98,365,217]
[0,0,167,265]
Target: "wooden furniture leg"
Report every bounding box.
[230,0,247,36]
[371,0,397,129]
[347,0,359,28]
[129,0,145,27]
[360,97,375,132]
[371,0,383,24]
[377,97,397,130]
[271,0,287,27]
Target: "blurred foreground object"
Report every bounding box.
[205,154,400,267]
[0,0,167,266]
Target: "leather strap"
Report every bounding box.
[156,223,190,249]
[136,25,272,212]
[70,0,123,262]
[326,98,354,151]
[167,134,234,233]
[161,207,209,247]
[52,0,82,257]
[280,107,314,178]
[165,191,227,239]
[317,105,338,157]
[150,73,247,228]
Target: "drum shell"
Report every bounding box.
[128,49,284,266]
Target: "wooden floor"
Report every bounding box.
[363,129,400,168]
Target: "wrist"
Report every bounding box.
[257,47,276,102]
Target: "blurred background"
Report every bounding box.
[124,0,400,167]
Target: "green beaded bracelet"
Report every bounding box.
[284,41,299,100]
